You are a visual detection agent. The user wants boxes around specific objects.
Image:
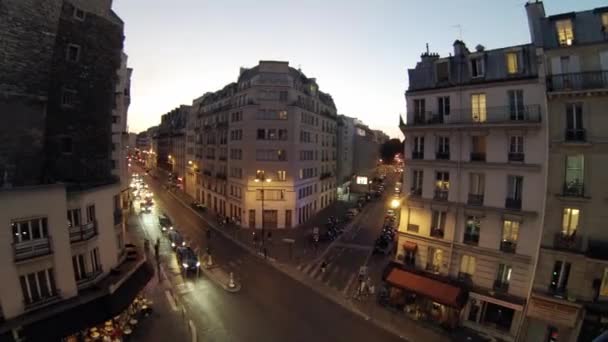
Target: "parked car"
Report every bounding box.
[373,236,395,256]
[176,246,200,274]
[168,229,186,249]
[191,201,207,212]
[158,214,173,232]
[346,208,359,218]
[140,201,151,213]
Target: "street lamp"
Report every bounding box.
[254,173,272,258]
[390,198,401,209]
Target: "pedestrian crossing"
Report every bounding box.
[297,258,363,293]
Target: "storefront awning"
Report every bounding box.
[385,266,465,309]
[403,241,417,252]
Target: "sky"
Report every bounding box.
[114,0,600,139]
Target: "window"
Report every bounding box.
[230,149,242,160]
[257,129,266,140]
[508,90,524,120]
[496,264,512,286]
[427,247,443,273]
[437,136,449,155]
[62,89,77,107]
[413,99,426,122]
[86,205,95,223]
[562,208,579,236]
[469,173,485,196]
[413,136,424,159]
[435,171,449,191]
[502,220,519,253]
[603,13,608,32]
[471,57,485,77]
[20,268,57,305]
[506,52,519,74]
[66,44,80,62]
[278,111,288,120]
[550,261,571,294]
[91,248,101,272]
[600,268,608,298]
[564,155,584,194]
[72,254,86,281]
[277,170,286,181]
[482,302,514,331]
[279,91,288,102]
[436,62,449,82]
[412,170,423,195]
[430,210,446,238]
[471,136,486,161]
[555,19,574,46]
[509,136,524,154]
[230,167,242,179]
[12,217,49,244]
[566,102,583,130]
[230,129,242,141]
[256,189,285,201]
[67,209,81,228]
[507,175,523,201]
[471,94,486,122]
[464,216,480,245]
[460,255,476,276]
[438,96,450,116]
[73,7,86,20]
[255,149,287,161]
[278,129,288,140]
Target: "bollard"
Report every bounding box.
[228,272,236,289]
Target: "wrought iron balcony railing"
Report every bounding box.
[505,197,522,210]
[547,71,608,92]
[565,129,586,142]
[467,194,484,206]
[405,105,541,126]
[553,232,582,252]
[562,182,584,197]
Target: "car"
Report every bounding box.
[373,236,395,256]
[158,214,173,232]
[168,229,186,249]
[176,246,200,273]
[386,209,396,217]
[346,208,359,217]
[139,202,151,213]
[191,201,207,212]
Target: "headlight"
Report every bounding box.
[162,227,167,231]
[171,242,175,247]
[170,226,173,230]
[182,242,186,246]
[182,263,188,268]
[196,261,200,267]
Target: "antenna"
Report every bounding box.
[451,24,463,40]
[426,43,429,54]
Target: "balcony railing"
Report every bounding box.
[113,210,123,226]
[23,291,61,311]
[320,172,333,180]
[76,268,104,289]
[215,173,227,180]
[69,221,97,243]
[463,232,479,245]
[493,280,510,293]
[553,232,582,252]
[500,240,517,253]
[14,238,52,262]
[565,129,586,142]
[430,228,444,239]
[508,152,525,162]
[470,152,486,162]
[467,194,484,206]
[505,197,522,210]
[562,182,584,197]
[436,151,450,160]
[434,189,448,201]
[546,71,608,92]
[412,151,423,160]
[410,188,422,197]
[406,105,541,126]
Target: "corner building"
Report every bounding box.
[398,40,548,340]
[187,61,338,229]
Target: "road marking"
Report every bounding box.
[165,290,179,311]
[334,242,372,251]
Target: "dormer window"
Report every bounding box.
[556,19,574,46]
[436,62,449,82]
[471,57,485,78]
[602,13,608,32]
[506,52,519,75]
[73,7,86,21]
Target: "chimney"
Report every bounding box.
[525,0,546,46]
[453,40,468,56]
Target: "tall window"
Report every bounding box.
[562,208,579,236]
[436,136,449,159]
[469,173,485,196]
[566,103,584,141]
[471,57,485,78]
[506,52,519,74]
[427,247,443,273]
[496,264,512,286]
[412,170,423,194]
[435,171,449,193]
[471,94,487,122]
[438,96,450,116]
[430,210,446,238]
[565,155,584,192]
[464,216,480,245]
[277,170,286,181]
[413,136,424,159]
[68,209,81,227]
[414,99,426,119]
[550,261,571,294]
[555,19,574,46]
[12,217,49,243]
[20,268,57,305]
[86,205,96,223]
[460,255,476,277]
[509,136,524,154]
[508,90,524,120]
[502,220,520,252]
[72,254,86,281]
[91,247,101,272]
[471,136,486,161]
[507,175,523,201]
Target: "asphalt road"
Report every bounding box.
[132,168,403,342]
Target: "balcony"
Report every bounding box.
[14,238,52,262]
[493,280,510,293]
[508,152,524,162]
[546,71,608,92]
[553,232,582,252]
[562,182,585,197]
[565,129,586,142]
[405,105,541,127]
[433,189,448,201]
[463,232,479,245]
[215,173,227,180]
[76,268,104,289]
[23,291,61,311]
[435,151,450,160]
[113,210,123,226]
[430,228,444,239]
[69,221,97,243]
[320,172,333,180]
[467,194,484,206]
[470,152,486,162]
[505,197,522,210]
[500,240,517,253]
[410,188,422,197]
[412,151,423,160]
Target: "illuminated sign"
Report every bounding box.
[356,176,368,185]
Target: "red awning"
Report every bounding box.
[403,241,417,252]
[385,267,464,308]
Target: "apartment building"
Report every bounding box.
[0,1,151,340]
[153,105,189,179]
[186,61,338,228]
[522,3,608,342]
[397,40,547,340]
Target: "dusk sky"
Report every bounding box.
[114,0,598,138]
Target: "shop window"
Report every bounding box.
[481,302,515,332]
[547,326,559,342]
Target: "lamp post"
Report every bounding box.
[255,174,272,258]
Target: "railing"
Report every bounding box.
[76,268,104,289]
[23,291,61,311]
[562,182,584,197]
[215,173,227,180]
[436,151,450,160]
[500,240,517,253]
[470,152,486,162]
[434,189,448,201]
[546,71,608,92]
[493,280,510,293]
[508,152,525,162]
[463,232,479,245]
[69,221,97,243]
[430,228,444,239]
[553,232,582,252]
[14,238,52,262]
[320,172,333,180]
[406,105,541,126]
[565,129,586,142]
[412,151,423,160]
[467,194,484,206]
[505,197,522,210]
[410,188,422,197]
[113,210,123,226]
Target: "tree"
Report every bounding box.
[379,138,403,164]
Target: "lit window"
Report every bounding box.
[555,19,574,46]
[277,170,286,181]
[471,57,485,78]
[460,255,476,276]
[502,220,520,243]
[600,268,608,297]
[602,13,608,32]
[506,52,518,74]
[471,94,486,122]
[561,208,579,235]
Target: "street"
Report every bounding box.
[132,167,404,342]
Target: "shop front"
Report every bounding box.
[463,292,525,341]
[523,293,582,342]
[382,263,467,329]
[578,303,608,342]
